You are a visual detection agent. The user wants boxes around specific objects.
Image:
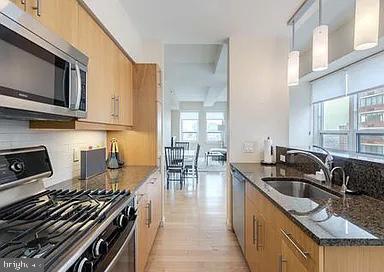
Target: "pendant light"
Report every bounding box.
[288,21,300,87]
[354,0,380,51]
[312,0,328,71]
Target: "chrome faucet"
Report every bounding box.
[313,145,333,170]
[330,167,349,194]
[287,150,332,185]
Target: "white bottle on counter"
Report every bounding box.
[263,137,274,163]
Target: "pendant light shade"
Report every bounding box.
[287,22,299,87]
[312,25,329,71]
[354,0,380,51]
[312,0,328,72]
[288,50,300,86]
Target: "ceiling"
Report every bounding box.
[120,0,303,43]
[165,44,227,106]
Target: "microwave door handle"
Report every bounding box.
[75,62,82,110]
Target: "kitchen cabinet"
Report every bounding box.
[136,170,162,272]
[9,0,26,10]
[108,64,162,166]
[25,0,79,46]
[281,238,309,272]
[245,182,322,272]
[30,2,134,130]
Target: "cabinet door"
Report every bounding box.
[27,0,79,46]
[137,192,150,272]
[281,239,309,272]
[77,6,113,124]
[117,51,133,126]
[10,0,26,10]
[147,172,162,245]
[245,197,264,272]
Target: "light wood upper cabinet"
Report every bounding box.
[9,0,26,11]
[117,51,133,126]
[26,0,79,46]
[27,1,135,130]
[77,6,110,124]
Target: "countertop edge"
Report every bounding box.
[230,163,384,247]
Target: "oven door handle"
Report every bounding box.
[104,220,137,272]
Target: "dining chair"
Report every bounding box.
[185,144,200,183]
[175,141,189,150]
[165,147,185,189]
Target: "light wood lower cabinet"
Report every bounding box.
[137,171,162,272]
[281,238,309,272]
[245,182,384,272]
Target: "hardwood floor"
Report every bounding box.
[145,172,249,272]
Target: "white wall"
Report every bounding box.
[0,120,106,187]
[82,0,143,61]
[228,36,289,162]
[289,83,312,148]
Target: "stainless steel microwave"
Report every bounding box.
[0,0,88,120]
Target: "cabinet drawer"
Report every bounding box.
[280,216,323,272]
[245,182,264,211]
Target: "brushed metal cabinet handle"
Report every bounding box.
[256,221,263,250]
[32,0,41,16]
[252,215,256,245]
[281,229,309,260]
[280,255,287,272]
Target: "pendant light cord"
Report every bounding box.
[318,0,322,26]
[291,21,295,51]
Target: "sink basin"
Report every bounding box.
[263,179,339,200]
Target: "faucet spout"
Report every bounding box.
[287,150,332,185]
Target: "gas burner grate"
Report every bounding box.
[0,189,130,269]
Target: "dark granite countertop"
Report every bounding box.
[231,162,384,246]
[49,166,159,194]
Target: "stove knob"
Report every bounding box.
[74,257,93,272]
[92,238,108,258]
[123,206,136,218]
[115,214,128,229]
[10,161,24,173]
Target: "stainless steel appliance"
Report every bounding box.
[0,146,137,271]
[0,1,88,120]
[231,166,245,253]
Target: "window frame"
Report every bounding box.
[205,112,225,143]
[180,112,199,142]
[313,89,384,157]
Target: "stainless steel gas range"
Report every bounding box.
[0,146,137,272]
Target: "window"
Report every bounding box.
[180,112,199,141]
[314,87,384,156]
[206,112,225,142]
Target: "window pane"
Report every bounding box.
[207,119,223,132]
[206,112,224,119]
[322,134,348,151]
[181,120,198,132]
[180,112,199,119]
[358,89,384,129]
[359,135,384,156]
[207,132,222,142]
[323,96,349,130]
[182,132,197,141]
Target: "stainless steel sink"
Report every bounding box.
[263,179,339,200]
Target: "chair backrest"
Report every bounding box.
[194,144,201,166]
[165,147,185,169]
[175,141,189,150]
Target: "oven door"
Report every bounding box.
[103,221,136,272]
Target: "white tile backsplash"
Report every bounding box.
[0,119,106,187]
